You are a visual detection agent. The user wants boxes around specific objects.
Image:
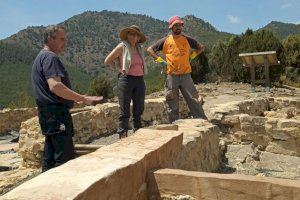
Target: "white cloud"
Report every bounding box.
[228,15,241,24]
[296,21,300,25]
[281,2,292,9]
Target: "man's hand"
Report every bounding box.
[82,95,104,106]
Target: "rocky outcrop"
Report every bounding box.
[0,108,37,135]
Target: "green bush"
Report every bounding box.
[87,75,114,98]
[208,30,284,83]
[7,92,33,109]
[191,53,210,83]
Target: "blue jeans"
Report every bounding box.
[117,74,145,133]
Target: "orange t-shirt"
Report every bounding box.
[151,34,200,75]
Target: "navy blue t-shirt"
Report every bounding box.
[32,49,74,108]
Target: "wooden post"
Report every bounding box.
[239,51,278,93]
[250,56,256,92]
[264,56,270,92]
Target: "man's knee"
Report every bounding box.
[165,90,174,100]
[166,90,179,101]
[192,91,199,99]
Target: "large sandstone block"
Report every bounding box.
[266,140,299,156]
[2,129,183,200]
[237,98,269,116]
[147,169,300,200]
[173,119,221,172]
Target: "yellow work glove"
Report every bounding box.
[189,51,198,61]
[155,57,167,67]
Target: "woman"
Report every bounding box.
[104,25,148,139]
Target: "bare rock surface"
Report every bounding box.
[222,144,300,180]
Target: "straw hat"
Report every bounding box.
[119,25,146,43]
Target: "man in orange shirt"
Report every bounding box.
[147,15,207,122]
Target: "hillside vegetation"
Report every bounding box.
[0,11,299,108]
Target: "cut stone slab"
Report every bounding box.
[1,129,183,200]
[173,119,221,172]
[147,169,300,200]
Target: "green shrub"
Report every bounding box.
[87,75,114,98]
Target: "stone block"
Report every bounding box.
[173,119,221,172]
[2,129,183,200]
[266,140,299,156]
[147,169,300,200]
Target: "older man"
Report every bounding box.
[32,25,102,172]
[147,15,207,122]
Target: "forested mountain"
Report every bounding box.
[259,21,300,40]
[0,10,233,106]
[0,10,299,107]
[1,11,232,73]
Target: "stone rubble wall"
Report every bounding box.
[0,108,37,135]
[210,97,300,156]
[210,97,300,122]
[18,98,189,168]
[268,97,300,110]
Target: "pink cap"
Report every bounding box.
[168,15,184,29]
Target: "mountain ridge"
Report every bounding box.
[259,21,300,39]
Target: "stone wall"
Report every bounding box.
[209,97,300,156]
[18,98,189,168]
[222,114,300,156]
[210,97,300,122]
[0,108,37,135]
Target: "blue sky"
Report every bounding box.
[0,0,299,40]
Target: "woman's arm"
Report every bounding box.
[104,43,123,66]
